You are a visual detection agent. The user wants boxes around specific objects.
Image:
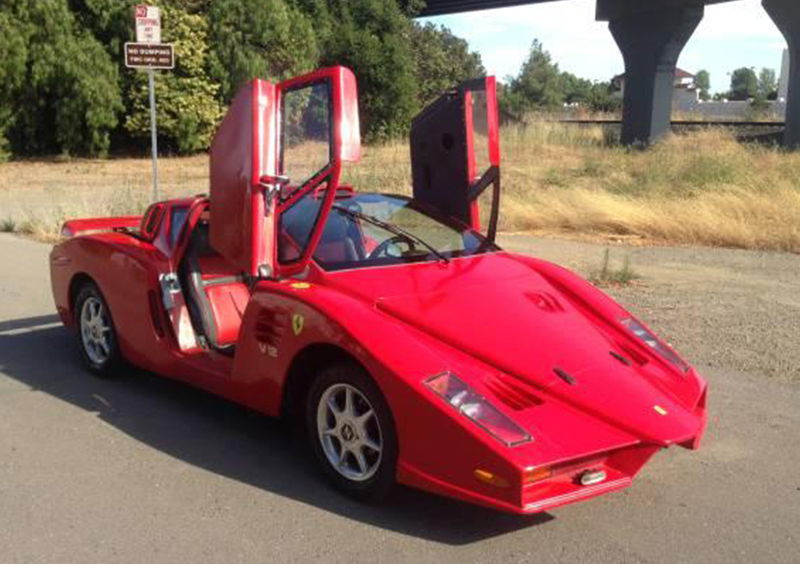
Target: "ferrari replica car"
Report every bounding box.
[50,66,707,514]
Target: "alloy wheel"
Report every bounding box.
[316,383,383,482]
[80,296,112,366]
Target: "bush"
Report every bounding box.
[2,0,122,157]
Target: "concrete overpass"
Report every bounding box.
[420,0,800,148]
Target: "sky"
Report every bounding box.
[419,0,787,94]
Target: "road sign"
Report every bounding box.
[129,6,171,203]
[124,43,174,70]
[135,5,161,44]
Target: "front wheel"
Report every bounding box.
[74,282,122,376]
[306,363,397,500]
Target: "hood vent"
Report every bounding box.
[554,367,577,386]
[609,351,632,366]
[524,291,565,313]
[616,341,649,367]
[485,375,543,411]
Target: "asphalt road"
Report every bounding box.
[1,233,798,563]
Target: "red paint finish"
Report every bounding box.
[209,78,276,277]
[60,216,141,238]
[49,67,706,515]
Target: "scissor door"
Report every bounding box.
[411,76,501,241]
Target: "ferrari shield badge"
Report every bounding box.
[292,313,305,336]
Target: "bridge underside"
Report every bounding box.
[420,0,800,148]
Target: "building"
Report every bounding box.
[612,68,700,109]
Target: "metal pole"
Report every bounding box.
[148,68,159,201]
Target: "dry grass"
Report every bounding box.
[1,125,799,252]
[0,155,207,241]
[499,125,800,252]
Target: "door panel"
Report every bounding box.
[411,76,501,242]
[209,79,277,277]
[208,67,360,280]
[275,67,360,278]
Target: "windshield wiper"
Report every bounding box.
[332,205,450,263]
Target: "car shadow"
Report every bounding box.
[0,315,553,545]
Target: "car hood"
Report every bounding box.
[326,253,705,446]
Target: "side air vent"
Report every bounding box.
[148,290,165,339]
[254,309,284,347]
[485,375,543,411]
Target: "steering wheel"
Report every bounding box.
[368,235,417,260]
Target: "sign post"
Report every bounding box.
[148,68,159,201]
[125,5,174,203]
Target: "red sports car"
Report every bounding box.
[50,66,707,514]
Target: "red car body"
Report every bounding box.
[50,67,707,515]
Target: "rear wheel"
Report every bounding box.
[306,363,397,500]
[74,282,121,376]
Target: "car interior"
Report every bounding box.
[172,198,369,355]
[178,211,249,353]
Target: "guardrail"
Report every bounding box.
[557,120,785,127]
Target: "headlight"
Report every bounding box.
[621,317,689,373]
[425,372,532,447]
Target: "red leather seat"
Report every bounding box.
[181,221,249,349]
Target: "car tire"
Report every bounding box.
[74,282,122,377]
[306,362,398,500]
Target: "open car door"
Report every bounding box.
[210,66,360,279]
[410,76,501,242]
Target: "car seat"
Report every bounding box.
[180,220,249,350]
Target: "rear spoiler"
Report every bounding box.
[60,216,142,238]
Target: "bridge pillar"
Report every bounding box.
[763,0,800,148]
[600,3,704,146]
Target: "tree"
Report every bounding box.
[0,0,487,155]
[561,72,592,105]
[208,0,318,102]
[1,0,122,157]
[729,67,758,101]
[502,40,564,116]
[0,11,27,159]
[758,67,778,101]
[315,0,418,141]
[585,81,621,113]
[695,70,711,101]
[409,22,485,107]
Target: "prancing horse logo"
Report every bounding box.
[292,313,304,336]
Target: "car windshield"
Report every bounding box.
[279,193,498,271]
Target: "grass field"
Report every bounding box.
[1,124,799,252]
